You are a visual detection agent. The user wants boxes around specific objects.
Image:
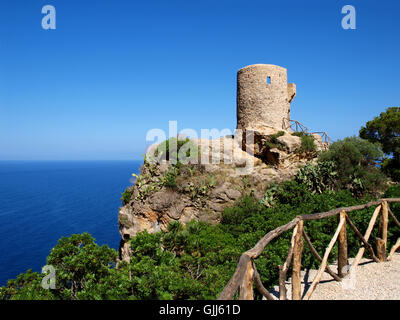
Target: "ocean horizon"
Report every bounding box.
[0,160,142,286]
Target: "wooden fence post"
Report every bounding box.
[337,211,348,278]
[279,224,298,300]
[292,219,304,300]
[239,259,254,300]
[377,201,389,262]
[376,238,386,262]
[352,205,381,269]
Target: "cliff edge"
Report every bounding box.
[118,128,326,262]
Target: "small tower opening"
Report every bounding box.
[266,76,271,85]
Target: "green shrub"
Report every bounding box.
[382,158,400,182]
[292,131,306,137]
[186,175,216,201]
[295,161,337,194]
[161,166,178,189]
[265,131,285,150]
[121,188,133,205]
[5,171,400,301]
[1,233,124,300]
[360,107,400,181]
[0,269,54,300]
[127,221,240,299]
[220,182,374,294]
[298,134,316,153]
[319,136,387,196]
[271,131,285,142]
[383,184,400,198]
[275,180,314,207]
[291,132,316,153]
[260,183,280,207]
[4,182,400,300]
[154,137,199,164]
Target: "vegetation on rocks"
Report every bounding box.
[153,137,199,164]
[121,188,133,205]
[265,131,285,150]
[295,160,337,194]
[298,134,317,153]
[3,182,399,300]
[2,108,400,300]
[318,136,386,196]
[291,131,317,154]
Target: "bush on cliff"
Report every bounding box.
[299,134,316,153]
[5,182,398,300]
[3,182,399,300]
[0,233,129,300]
[295,160,337,194]
[154,137,199,164]
[121,187,133,205]
[121,221,241,299]
[297,137,387,197]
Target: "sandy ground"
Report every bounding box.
[269,253,400,300]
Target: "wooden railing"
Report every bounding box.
[217,198,400,300]
[282,119,333,146]
[282,119,309,133]
[312,131,333,144]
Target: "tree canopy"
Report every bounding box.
[360,107,400,180]
[317,137,386,196]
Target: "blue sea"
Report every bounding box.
[0,160,142,286]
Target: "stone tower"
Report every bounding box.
[236,64,296,131]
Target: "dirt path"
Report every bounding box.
[269,253,400,300]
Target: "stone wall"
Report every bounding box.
[236,64,296,131]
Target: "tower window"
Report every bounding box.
[266,76,271,85]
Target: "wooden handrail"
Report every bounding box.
[282,119,309,133]
[312,131,333,144]
[217,198,400,300]
[282,118,333,145]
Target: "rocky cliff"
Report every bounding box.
[118,127,326,262]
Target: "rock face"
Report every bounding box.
[118,130,324,262]
[117,63,328,262]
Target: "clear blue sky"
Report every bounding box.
[1,0,399,160]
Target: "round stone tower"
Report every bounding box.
[236,64,296,131]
